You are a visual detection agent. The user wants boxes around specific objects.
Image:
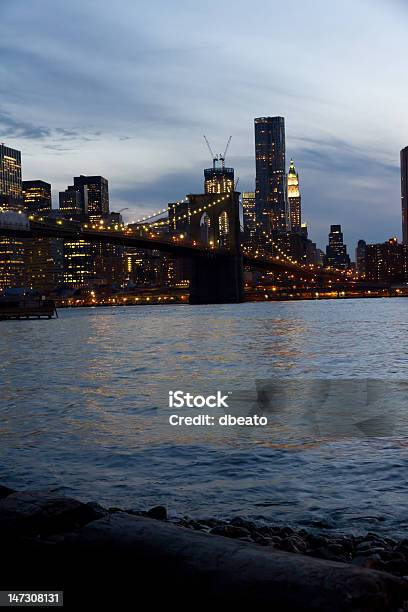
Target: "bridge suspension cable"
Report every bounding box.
[138,193,231,229]
[130,196,189,225]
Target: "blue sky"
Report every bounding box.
[1,0,407,250]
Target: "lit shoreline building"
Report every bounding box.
[0,144,24,289]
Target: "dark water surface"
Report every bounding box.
[2,298,408,535]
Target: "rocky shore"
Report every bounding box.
[1,484,408,610]
[150,510,408,578]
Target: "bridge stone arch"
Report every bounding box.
[183,191,241,254]
[218,211,229,248]
[199,211,211,245]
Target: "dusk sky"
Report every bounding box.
[1,0,407,250]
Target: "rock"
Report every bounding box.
[352,554,385,571]
[280,526,294,536]
[198,518,223,528]
[86,501,109,516]
[230,516,257,531]
[255,525,275,537]
[355,545,387,556]
[185,520,207,531]
[310,545,349,563]
[331,536,355,553]
[252,536,271,546]
[378,550,405,563]
[146,506,167,521]
[0,491,105,536]
[0,484,15,500]
[210,524,251,539]
[279,536,307,554]
[305,533,328,549]
[383,559,408,576]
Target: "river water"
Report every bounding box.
[2,298,408,535]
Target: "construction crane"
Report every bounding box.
[203,135,232,169]
[203,135,216,164]
[220,136,232,168]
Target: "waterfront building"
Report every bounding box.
[242,192,256,237]
[92,242,125,288]
[325,225,350,269]
[0,237,25,289]
[22,180,51,213]
[401,146,408,244]
[0,144,23,210]
[355,239,366,276]
[73,175,109,221]
[24,237,64,293]
[254,116,287,234]
[0,144,24,288]
[365,237,405,283]
[287,159,301,232]
[63,239,93,287]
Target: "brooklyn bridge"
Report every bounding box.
[0,190,375,304]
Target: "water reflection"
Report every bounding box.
[1,299,408,534]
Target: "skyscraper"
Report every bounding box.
[59,186,87,218]
[242,192,256,237]
[0,144,24,288]
[287,159,301,232]
[73,175,109,221]
[355,239,366,276]
[254,116,287,234]
[204,161,234,194]
[401,146,408,244]
[325,225,350,269]
[22,180,52,213]
[0,144,23,210]
[63,239,93,287]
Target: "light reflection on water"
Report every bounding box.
[1,299,408,534]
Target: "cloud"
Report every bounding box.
[0,110,51,140]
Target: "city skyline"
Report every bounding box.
[1,0,408,249]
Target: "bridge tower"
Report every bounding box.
[169,190,244,304]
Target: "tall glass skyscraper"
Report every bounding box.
[401,146,408,244]
[254,116,288,234]
[242,192,256,237]
[0,144,24,288]
[325,225,350,269]
[0,144,22,210]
